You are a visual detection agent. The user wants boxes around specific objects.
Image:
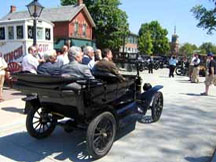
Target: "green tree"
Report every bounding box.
[61,0,129,50]
[199,42,216,54]
[138,21,170,55]
[179,43,198,56]
[138,31,153,55]
[191,1,216,34]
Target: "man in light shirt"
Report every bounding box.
[57,45,69,66]
[0,55,7,102]
[22,46,39,74]
[191,54,200,83]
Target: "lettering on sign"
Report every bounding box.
[38,44,49,53]
[3,46,23,63]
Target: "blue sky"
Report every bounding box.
[0,0,215,46]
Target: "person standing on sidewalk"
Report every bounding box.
[188,54,196,81]
[169,55,178,78]
[0,55,7,102]
[191,54,200,83]
[147,55,154,74]
[201,53,216,96]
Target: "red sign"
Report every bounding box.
[3,46,23,63]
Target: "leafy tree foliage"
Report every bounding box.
[191,0,216,34]
[138,31,153,55]
[179,43,198,56]
[199,42,216,54]
[179,42,216,55]
[138,21,170,55]
[61,0,129,50]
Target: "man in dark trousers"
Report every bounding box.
[147,55,154,74]
[168,55,178,77]
[201,53,216,96]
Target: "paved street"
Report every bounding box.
[0,68,216,162]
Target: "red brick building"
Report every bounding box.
[120,32,138,53]
[1,0,96,49]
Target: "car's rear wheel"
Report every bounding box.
[87,112,116,159]
[26,106,57,139]
[151,92,163,122]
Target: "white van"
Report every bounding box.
[0,18,54,63]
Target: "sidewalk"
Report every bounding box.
[0,98,25,135]
[0,69,216,162]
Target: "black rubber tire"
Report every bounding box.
[151,92,163,122]
[175,67,182,75]
[87,112,117,159]
[154,64,159,70]
[26,106,57,139]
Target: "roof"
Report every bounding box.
[129,32,138,37]
[0,18,54,26]
[1,4,95,27]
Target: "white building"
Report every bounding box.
[0,18,54,63]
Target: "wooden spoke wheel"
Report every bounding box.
[87,112,116,159]
[26,106,57,139]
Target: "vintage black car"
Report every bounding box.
[12,68,163,159]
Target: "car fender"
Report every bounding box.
[138,85,163,106]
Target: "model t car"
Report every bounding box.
[12,62,163,159]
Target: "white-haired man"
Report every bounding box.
[82,46,95,69]
[60,46,94,79]
[37,49,61,75]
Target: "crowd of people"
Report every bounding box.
[21,45,124,80]
[0,45,216,102]
[168,53,216,96]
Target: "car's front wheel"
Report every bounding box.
[151,92,163,122]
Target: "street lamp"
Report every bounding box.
[26,0,44,46]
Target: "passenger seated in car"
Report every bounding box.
[93,48,125,82]
[60,46,95,79]
[37,49,61,76]
[22,46,39,74]
[82,46,95,69]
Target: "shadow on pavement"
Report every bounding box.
[0,117,136,162]
[1,107,24,114]
[180,93,201,96]
[185,156,211,162]
[180,93,216,98]
[11,92,24,96]
[159,76,169,78]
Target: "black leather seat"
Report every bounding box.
[92,71,120,83]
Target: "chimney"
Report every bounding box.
[78,0,83,5]
[10,5,16,13]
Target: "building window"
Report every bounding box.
[8,26,14,40]
[45,28,51,40]
[82,24,87,37]
[74,22,79,36]
[0,27,5,40]
[37,27,43,40]
[16,26,23,39]
[28,26,33,39]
